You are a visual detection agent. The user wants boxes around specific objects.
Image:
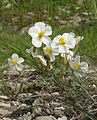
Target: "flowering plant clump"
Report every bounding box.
[7,21,89,84]
[6,22,96,119]
[7,22,88,77]
[26,22,88,78]
[7,22,90,100]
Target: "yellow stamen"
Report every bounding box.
[74,63,80,70]
[38,31,45,38]
[59,37,66,46]
[45,48,52,55]
[12,59,18,65]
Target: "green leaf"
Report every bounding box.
[0,79,10,96]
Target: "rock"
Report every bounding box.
[2,118,11,120]
[0,95,9,100]
[58,116,67,120]
[19,27,28,35]
[3,118,12,120]
[18,112,32,120]
[45,107,52,114]
[33,98,43,106]
[54,107,65,110]
[51,92,60,97]
[0,102,10,107]
[50,101,61,107]
[35,116,56,120]
[73,14,81,23]
[0,108,11,115]
[53,109,64,117]
[42,93,51,101]
[18,93,38,105]
[34,107,42,115]
[54,16,60,20]
[0,101,12,115]
[58,20,66,25]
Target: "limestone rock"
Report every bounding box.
[35,116,56,120]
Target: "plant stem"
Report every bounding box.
[51,68,65,91]
[15,80,24,98]
[74,73,96,103]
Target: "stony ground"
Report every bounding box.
[0,66,97,120]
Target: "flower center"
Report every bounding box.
[38,31,45,38]
[74,63,80,70]
[59,37,66,46]
[12,59,18,65]
[45,48,52,55]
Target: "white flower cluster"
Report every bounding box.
[8,22,88,77]
[27,22,88,77]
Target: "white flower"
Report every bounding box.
[61,50,74,65]
[35,55,47,66]
[69,55,88,77]
[28,22,52,48]
[75,36,84,44]
[43,43,59,62]
[8,53,24,73]
[52,32,76,53]
[58,116,67,120]
[61,50,74,61]
[26,46,37,57]
[26,47,47,66]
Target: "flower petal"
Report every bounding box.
[26,48,31,54]
[8,59,13,67]
[80,62,88,72]
[17,58,24,64]
[67,37,76,49]
[70,32,75,37]
[51,42,58,49]
[16,64,23,71]
[35,55,47,66]
[35,22,45,32]
[28,26,38,37]
[52,48,59,56]
[50,55,55,62]
[74,55,80,63]
[62,33,76,49]
[12,53,18,59]
[53,35,61,43]
[74,71,82,78]
[42,37,51,45]
[32,37,42,48]
[75,36,84,44]
[45,25,52,36]
[62,33,69,40]
[58,46,65,53]
[70,62,75,69]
